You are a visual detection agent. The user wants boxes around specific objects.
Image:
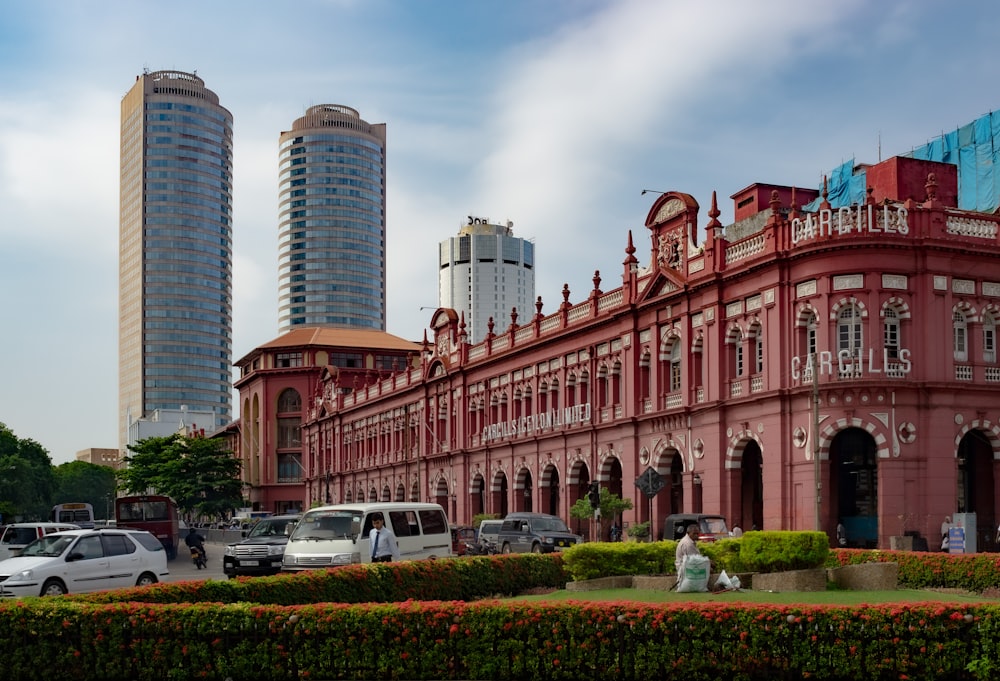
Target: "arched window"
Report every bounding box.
[838,305,863,359]
[669,342,682,392]
[954,310,969,362]
[749,322,764,374]
[728,327,744,378]
[277,388,301,413]
[983,311,996,364]
[883,307,900,359]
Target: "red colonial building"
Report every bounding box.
[236,152,1000,551]
[232,327,421,514]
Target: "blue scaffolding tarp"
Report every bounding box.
[802,111,1000,214]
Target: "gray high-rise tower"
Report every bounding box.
[118,70,234,451]
[278,105,386,332]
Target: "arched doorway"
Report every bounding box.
[516,469,533,513]
[958,429,996,551]
[491,471,509,517]
[540,463,560,516]
[740,441,763,532]
[569,460,591,538]
[470,473,485,516]
[434,478,451,520]
[830,427,878,548]
[652,449,683,541]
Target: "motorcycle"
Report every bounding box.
[464,540,498,556]
[190,544,208,569]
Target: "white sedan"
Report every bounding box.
[0,528,169,597]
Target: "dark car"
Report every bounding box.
[496,512,582,554]
[450,525,477,555]
[664,513,729,542]
[223,514,300,578]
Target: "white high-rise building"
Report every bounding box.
[438,216,534,344]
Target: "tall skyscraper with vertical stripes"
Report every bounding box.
[278,105,386,332]
[118,70,234,451]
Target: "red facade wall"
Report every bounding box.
[238,155,1000,551]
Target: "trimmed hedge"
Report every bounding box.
[561,531,830,582]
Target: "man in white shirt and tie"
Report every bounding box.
[369,513,400,562]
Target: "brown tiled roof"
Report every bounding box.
[256,327,421,352]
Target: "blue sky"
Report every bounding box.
[2,0,999,465]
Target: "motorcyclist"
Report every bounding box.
[185,526,207,568]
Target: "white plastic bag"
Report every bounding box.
[676,554,710,592]
[715,569,733,590]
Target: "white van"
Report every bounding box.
[282,502,452,571]
[0,522,81,561]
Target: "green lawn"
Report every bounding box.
[515,587,998,606]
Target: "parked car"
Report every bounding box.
[0,522,81,561]
[496,512,582,554]
[450,525,477,556]
[664,513,729,542]
[0,527,169,597]
[223,514,300,578]
[477,519,503,550]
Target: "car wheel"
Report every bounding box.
[135,572,158,588]
[531,543,542,554]
[41,579,67,596]
[502,543,512,554]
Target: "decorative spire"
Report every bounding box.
[623,230,638,268]
[820,175,831,211]
[535,296,544,319]
[458,311,467,341]
[592,270,602,294]
[706,190,723,238]
[510,307,518,330]
[789,186,799,220]
[487,316,495,338]
[560,283,571,310]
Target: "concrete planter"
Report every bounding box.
[827,562,898,590]
[752,568,827,592]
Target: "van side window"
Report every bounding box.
[387,511,413,537]
[418,509,448,536]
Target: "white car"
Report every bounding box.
[0,528,169,597]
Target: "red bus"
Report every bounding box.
[115,495,180,560]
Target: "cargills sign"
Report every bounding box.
[790,348,912,380]
[481,403,592,444]
[792,204,909,245]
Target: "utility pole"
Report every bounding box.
[812,353,821,531]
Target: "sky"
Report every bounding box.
[2,0,1000,465]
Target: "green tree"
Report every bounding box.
[0,422,56,522]
[569,487,634,530]
[52,461,118,520]
[117,434,243,520]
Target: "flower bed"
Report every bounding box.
[2,597,999,680]
[2,548,1000,680]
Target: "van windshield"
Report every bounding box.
[289,511,359,540]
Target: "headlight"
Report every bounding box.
[224,546,236,557]
[268,545,284,556]
[282,555,296,565]
[331,553,355,565]
[544,538,554,544]
[14,569,34,581]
